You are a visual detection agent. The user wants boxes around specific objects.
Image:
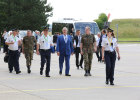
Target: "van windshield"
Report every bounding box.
[74,22,100,35]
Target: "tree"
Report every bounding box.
[95,13,108,30]
[0,0,53,32]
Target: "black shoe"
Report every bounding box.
[40,70,43,75]
[65,74,71,76]
[59,71,62,75]
[77,67,79,69]
[98,58,100,62]
[88,70,92,76]
[46,75,50,77]
[106,80,109,85]
[84,71,89,76]
[28,69,31,74]
[27,66,31,74]
[80,66,83,69]
[110,82,114,85]
[84,73,89,76]
[16,71,21,74]
[9,71,12,73]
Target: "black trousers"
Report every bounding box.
[8,50,20,72]
[105,51,116,82]
[0,39,1,51]
[96,47,102,61]
[75,47,83,67]
[40,49,51,75]
[3,39,8,53]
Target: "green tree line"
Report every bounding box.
[0,0,53,32]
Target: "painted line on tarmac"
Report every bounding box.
[0,85,140,94]
[0,73,140,80]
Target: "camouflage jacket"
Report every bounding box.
[81,34,96,53]
[23,36,37,52]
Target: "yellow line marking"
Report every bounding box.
[0,86,140,94]
[0,73,140,81]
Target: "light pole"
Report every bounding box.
[116,24,118,41]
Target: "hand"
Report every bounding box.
[71,52,74,55]
[81,51,83,55]
[18,40,21,45]
[57,52,60,56]
[102,56,104,62]
[118,55,121,60]
[10,42,14,44]
[73,45,76,48]
[36,51,40,55]
[94,47,97,52]
[50,44,53,46]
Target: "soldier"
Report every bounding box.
[36,27,53,77]
[22,30,37,74]
[80,26,97,76]
[5,29,22,74]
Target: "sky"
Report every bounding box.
[47,0,140,23]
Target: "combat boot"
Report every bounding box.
[88,70,92,76]
[84,70,89,76]
[27,66,31,74]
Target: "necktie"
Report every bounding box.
[78,36,80,46]
[65,36,67,43]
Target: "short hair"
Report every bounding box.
[102,29,106,33]
[76,30,80,32]
[62,27,68,32]
[97,32,101,35]
[85,26,91,30]
[27,30,32,33]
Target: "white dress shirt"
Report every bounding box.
[74,35,81,47]
[96,37,100,46]
[102,37,118,52]
[3,32,9,40]
[6,35,20,51]
[38,35,53,50]
[63,35,68,43]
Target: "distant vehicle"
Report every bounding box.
[52,18,100,36]
[19,30,36,39]
[19,30,27,39]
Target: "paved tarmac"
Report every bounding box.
[0,44,140,100]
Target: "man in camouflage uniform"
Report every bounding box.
[80,26,97,76]
[22,30,37,74]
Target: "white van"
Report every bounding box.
[51,18,100,36]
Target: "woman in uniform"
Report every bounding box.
[102,28,120,85]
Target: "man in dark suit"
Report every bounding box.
[98,29,107,62]
[73,30,83,69]
[56,27,74,76]
[53,32,58,51]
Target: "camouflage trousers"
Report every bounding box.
[83,53,93,71]
[25,51,33,67]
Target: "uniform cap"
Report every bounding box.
[43,27,49,31]
[107,28,114,32]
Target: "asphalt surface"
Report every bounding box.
[0,44,140,100]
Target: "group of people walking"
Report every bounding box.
[2,26,120,85]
